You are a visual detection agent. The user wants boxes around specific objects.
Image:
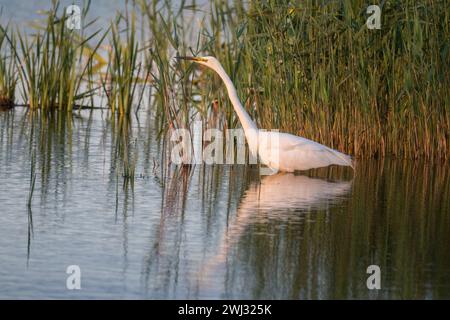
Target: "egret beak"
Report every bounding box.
[175,56,208,62]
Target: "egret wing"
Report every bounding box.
[278,133,353,171]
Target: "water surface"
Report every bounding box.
[0,108,449,299]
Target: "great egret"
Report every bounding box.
[176,56,353,172]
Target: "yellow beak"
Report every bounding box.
[175,56,208,62]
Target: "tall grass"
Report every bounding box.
[0,26,17,107]
[144,0,449,161]
[141,0,201,132]
[102,11,148,117]
[236,0,449,160]
[0,0,448,161]
[1,1,106,111]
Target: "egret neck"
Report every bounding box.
[212,63,259,157]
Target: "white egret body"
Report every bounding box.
[177,56,353,172]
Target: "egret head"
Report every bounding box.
[175,55,221,71]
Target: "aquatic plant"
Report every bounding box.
[0,0,448,161]
[3,0,107,111]
[0,26,17,107]
[102,11,149,117]
[141,0,449,161]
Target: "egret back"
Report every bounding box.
[258,131,353,172]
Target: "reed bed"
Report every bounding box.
[0,0,448,161]
[144,0,449,161]
[140,0,202,133]
[239,0,450,160]
[2,1,107,111]
[102,11,150,117]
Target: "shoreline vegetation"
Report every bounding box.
[0,0,448,161]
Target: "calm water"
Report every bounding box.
[0,108,449,299]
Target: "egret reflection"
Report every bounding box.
[199,172,352,283]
